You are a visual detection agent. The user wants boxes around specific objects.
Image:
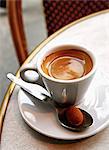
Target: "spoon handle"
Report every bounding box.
[7,73,30,91]
[7,73,51,101]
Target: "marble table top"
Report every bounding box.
[1,10,109,149]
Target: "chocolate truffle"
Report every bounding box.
[66,106,84,126]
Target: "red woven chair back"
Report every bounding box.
[43,0,109,36]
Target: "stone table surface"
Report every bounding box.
[1,10,109,150]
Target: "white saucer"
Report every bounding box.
[18,67,109,140]
[17,11,109,140]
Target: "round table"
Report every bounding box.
[1,10,109,150]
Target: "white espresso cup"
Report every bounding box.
[21,45,97,107]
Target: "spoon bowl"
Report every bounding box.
[57,108,93,131]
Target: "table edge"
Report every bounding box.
[0,9,109,140]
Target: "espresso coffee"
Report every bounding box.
[41,49,93,80]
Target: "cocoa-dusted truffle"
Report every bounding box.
[66,106,84,126]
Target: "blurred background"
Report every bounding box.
[0,0,47,105]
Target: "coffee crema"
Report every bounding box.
[41,49,93,80]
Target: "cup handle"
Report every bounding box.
[20,64,39,83]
